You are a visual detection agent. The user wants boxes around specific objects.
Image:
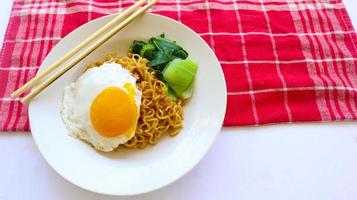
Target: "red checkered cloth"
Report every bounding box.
[1,0,357,131]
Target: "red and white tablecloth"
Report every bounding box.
[0,0,357,131]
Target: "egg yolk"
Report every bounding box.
[90,86,137,138]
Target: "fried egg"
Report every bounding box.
[60,62,141,152]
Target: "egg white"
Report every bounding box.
[60,62,141,152]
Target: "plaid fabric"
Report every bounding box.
[1,0,357,131]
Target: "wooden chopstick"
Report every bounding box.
[20,0,159,104]
[10,0,147,99]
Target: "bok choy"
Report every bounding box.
[129,34,198,100]
[163,58,198,98]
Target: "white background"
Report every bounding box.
[1,1,357,200]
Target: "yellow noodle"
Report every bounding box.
[89,54,183,149]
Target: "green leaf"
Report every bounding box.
[130,40,147,54]
[154,70,166,83]
[151,36,188,59]
[148,51,175,68]
[140,43,156,60]
[172,48,188,59]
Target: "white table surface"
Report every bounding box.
[1,1,357,200]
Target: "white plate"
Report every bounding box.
[29,13,226,196]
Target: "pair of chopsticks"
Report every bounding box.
[11,0,159,104]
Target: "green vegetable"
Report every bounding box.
[140,43,156,60]
[181,81,194,99]
[130,40,147,54]
[167,87,178,101]
[148,51,174,68]
[163,58,198,97]
[151,36,188,59]
[129,34,198,100]
[172,49,189,59]
[154,70,165,82]
[129,34,188,70]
